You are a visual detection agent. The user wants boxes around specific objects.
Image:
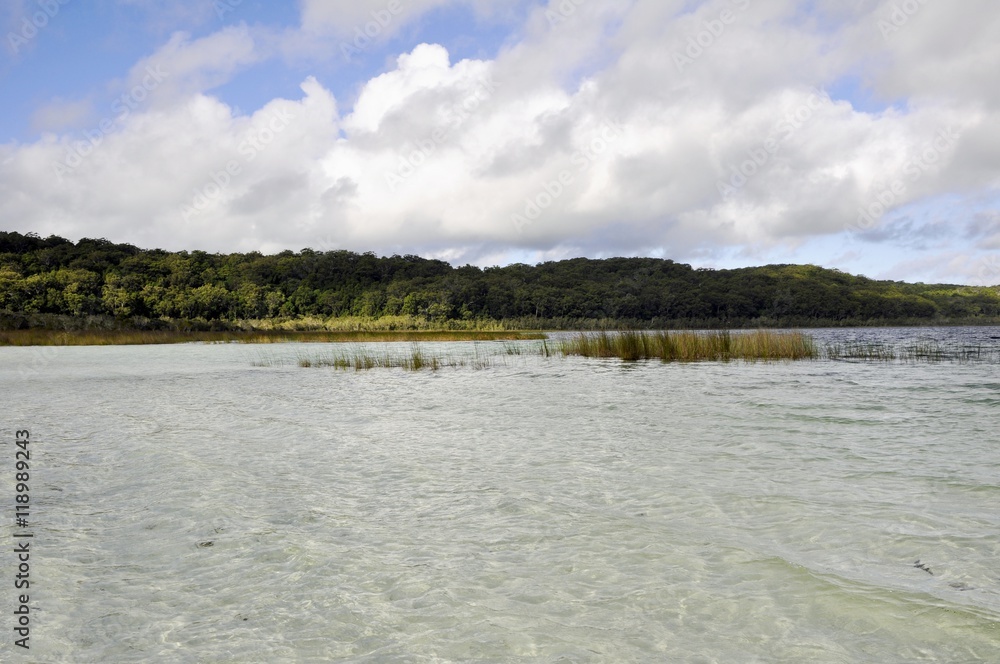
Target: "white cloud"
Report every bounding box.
[863,0,1000,108]
[1,0,998,282]
[0,76,339,251]
[125,25,263,107]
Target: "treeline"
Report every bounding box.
[1,231,999,329]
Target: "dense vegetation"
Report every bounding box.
[1,231,998,330]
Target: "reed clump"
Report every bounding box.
[264,334,1000,371]
[824,341,896,362]
[823,339,1000,363]
[297,345,451,371]
[559,330,818,362]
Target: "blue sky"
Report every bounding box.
[2,2,480,138]
[1,0,998,285]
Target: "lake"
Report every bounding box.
[2,328,999,662]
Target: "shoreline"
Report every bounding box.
[0,329,546,347]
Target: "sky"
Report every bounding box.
[1,0,998,285]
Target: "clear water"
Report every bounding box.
[2,328,999,662]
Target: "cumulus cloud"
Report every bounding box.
[1,0,998,283]
[863,0,1000,108]
[0,76,338,251]
[125,25,264,107]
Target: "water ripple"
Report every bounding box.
[2,330,999,661]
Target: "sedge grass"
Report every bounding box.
[299,348,463,372]
[824,341,896,362]
[559,330,818,363]
[253,333,1000,371]
[821,339,1000,363]
[289,337,561,371]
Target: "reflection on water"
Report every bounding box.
[2,328,999,662]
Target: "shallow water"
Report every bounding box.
[2,328,999,662]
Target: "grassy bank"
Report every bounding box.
[0,311,512,333]
[0,328,544,347]
[499,315,1000,331]
[6,310,1000,337]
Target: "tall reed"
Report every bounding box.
[560,330,818,362]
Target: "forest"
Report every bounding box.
[2,231,999,330]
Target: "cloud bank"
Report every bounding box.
[1,0,998,284]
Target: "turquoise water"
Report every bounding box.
[1,329,999,662]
